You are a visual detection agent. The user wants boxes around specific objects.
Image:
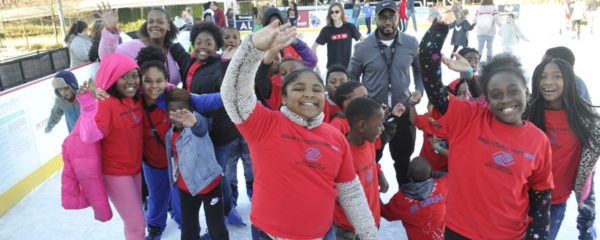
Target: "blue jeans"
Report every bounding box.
[215,141,236,214]
[365,17,372,34]
[251,225,335,240]
[142,161,182,230]
[477,35,495,62]
[549,183,596,240]
[407,10,417,31]
[224,137,254,204]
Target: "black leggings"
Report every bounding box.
[445,227,471,240]
[179,184,229,240]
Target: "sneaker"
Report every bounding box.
[200,233,212,240]
[146,226,162,240]
[226,207,247,226]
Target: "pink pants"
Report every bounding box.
[104,173,146,240]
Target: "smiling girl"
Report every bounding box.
[527,58,600,240]
[221,22,377,239]
[77,53,145,240]
[419,22,553,239]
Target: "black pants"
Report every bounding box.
[445,227,470,240]
[388,112,416,186]
[179,184,229,240]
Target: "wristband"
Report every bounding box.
[463,66,474,79]
[434,144,443,154]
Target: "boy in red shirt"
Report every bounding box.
[324,64,349,122]
[334,97,385,239]
[382,157,448,240]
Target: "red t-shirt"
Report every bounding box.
[170,130,221,195]
[334,141,380,231]
[236,103,356,239]
[545,109,582,204]
[143,107,170,168]
[329,116,382,150]
[381,177,448,240]
[96,97,143,175]
[265,74,283,110]
[330,116,351,134]
[185,61,203,92]
[323,97,342,123]
[439,96,554,239]
[415,114,448,171]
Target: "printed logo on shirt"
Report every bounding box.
[492,151,514,167]
[210,197,220,206]
[305,147,322,161]
[408,193,445,213]
[330,33,349,41]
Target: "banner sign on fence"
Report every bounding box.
[235,14,254,31]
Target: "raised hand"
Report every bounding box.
[251,20,297,51]
[222,46,238,60]
[391,103,406,117]
[169,109,197,128]
[408,91,422,106]
[442,53,471,73]
[96,2,118,32]
[77,80,93,97]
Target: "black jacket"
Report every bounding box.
[171,45,238,146]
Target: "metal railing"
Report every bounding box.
[0,48,70,91]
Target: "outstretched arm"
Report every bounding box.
[221,22,297,124]
[291,38,318,69]
[337,177,378,239]
[418,23,450,114]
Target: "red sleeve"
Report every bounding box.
[329,117,346,133]
[335,137,357,183]
[527,137,554,191]
[95,99,112,137]
[381,192,409,221]
[236,102,279,144]
[437,95,481,140]
[414,114,432,131]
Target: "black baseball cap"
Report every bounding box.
[376,0,397,15]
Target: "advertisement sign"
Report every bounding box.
[310,10,327,28]
[297,10,310,28]
[235,14,254,31]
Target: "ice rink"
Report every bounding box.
[1,4,599,239]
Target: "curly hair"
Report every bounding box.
[190,22,224,50]
[326,64,349,83]
[136,46,168,80]
[137,7,180,47]
[334,81,364,108]
[479,53,526,96]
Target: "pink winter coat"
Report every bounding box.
[60,53,139,222]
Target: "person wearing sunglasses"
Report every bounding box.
[312,2,364,70]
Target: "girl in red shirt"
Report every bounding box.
[527,58,600,240]
[420,22,553,239]
[77,54,145,240]
[221,22,378,239]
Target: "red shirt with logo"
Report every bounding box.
[236,103,356,239]
[334,141,380,231]
[414,113,448,171]
[438,96,554,239]
[143,107,170,168]
[170,130,221,195]
[96,97,143,176]
[381,177,448,240]
[545,109,581,204]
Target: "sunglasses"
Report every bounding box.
[330,10,340,14]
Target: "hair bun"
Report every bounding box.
[136,46,166,66]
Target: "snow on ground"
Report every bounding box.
[1,5,599,239]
